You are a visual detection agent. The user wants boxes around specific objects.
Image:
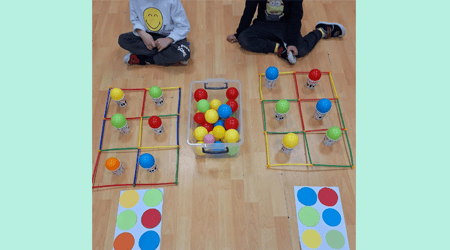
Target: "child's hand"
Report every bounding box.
[287,46,298,56]
[227,34,238,43]
[155,38,174,52]
[142,34,156,50]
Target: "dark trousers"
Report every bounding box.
[118,32,191,65]
[237,21,322,58]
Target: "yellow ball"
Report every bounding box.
[194,126,208,141]
[224,129,240,143]
[111,88,124,101]
[195,141,205,156]
[205,109,219,124]
[283,133,299,149]
[210,99,222,111]
[213,125,225,139]
[209,131,214,136]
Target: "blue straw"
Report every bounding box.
[99,119,106,150]
[103,88,111,118]
[133,149,140,187]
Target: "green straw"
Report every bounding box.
[100,147,139,152]
[263,99,298,102]
[336,99,347,129]
[313,164,352,168]
[304,133,312,164]
[142,114,178,119]
[344,130,354,166]
[262,101,267,131]
[175,147,180,185]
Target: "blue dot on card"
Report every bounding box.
[297,187,317,206]
[322,208,341,227]
[139,231,160,250]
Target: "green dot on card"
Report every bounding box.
[298,206,320,227]
[116,210,137,230]
[143,189,163,207]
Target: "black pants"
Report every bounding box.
[118,32,191,65]
[238,21,322,58]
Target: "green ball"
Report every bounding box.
[111,113,127,128]
[197,99,210,113]
[227,146,239,156]
[276,100,290,114]
[149,86,162,98]
[327,126,342,140]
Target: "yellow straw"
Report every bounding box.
[139,145,179,149]
[260,71,295,77]
[161,86,180,90]
[138,117,143,147]
[264,131,270,167]
[329,72,339,99]
[259,75,263,101]
[270,163,311,167]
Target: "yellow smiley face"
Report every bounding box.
[144,8,163,32]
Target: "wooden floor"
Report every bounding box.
[92,0,356,249]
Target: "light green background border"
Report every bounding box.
[1,1,92,249]
[1,0,449,249]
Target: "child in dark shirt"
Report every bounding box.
[227,0,345,64]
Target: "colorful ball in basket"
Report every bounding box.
[213,125,226,139]
[149,86,164,106]
[226,99,239,113]
[224,117,239,130]
[226,87,239,100]
[195,141,205,156]
[314,98,332,120]
[282,133,299,154]
[214,120,225,128]
[105,157,124,175]
[306,69,321,89]
[218,104,232,119]
[265,66,279,89]
[224,129,240,143]
[212,141,224,152]
[193,112,206,124]
[111,88,127,108]
[194,89,208,102]
[323,126,342,146]
[197,99,210,113]
[203,134,215,144]
[148,116,164,135]
[228,145,239,156]
[201,122,214,132]
[205,109,219,124]
[275,100,290,121]
[209,99,221,111]
[139,153,157,173]
[194,126,208,141]
[111,113,130,134]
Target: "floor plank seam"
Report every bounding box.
[281,172,294,250]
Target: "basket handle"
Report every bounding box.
[204,80,228,90]
[202,147,229,154]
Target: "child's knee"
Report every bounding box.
[118,34,128,48]
[175,43,191,60]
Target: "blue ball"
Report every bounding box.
[214,120,225,127]
[265,66,279,80]
[212,141,223,152]
[218,104,232,119]
[139,153,155,168]
[316,98,332,113]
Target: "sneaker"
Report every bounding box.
[166,60,189,66]
[315,22,346,39]
[277,44,297,64]
[123,53,140,65]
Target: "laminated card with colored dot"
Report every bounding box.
[113,189,164,250]
[294,186,349,250]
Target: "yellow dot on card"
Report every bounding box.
[302,229,322,249]
[119,190,139,208]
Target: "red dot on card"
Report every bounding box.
[141,208,161,229]
[318,187,338,206]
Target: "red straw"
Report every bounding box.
[105,117,142,120]
[92,184,134,189]
[92,151,101,184]
[293,71,330,74]
[293,72,305,131]
[141,89,147,117]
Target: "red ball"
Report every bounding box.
[226,100,239,113]
[308,69,321,81]
[224,117,239,130]
[193,112,205,124]
[194,89,208,102]
[201,122,214,132]
[226,87,239,100]
[148,116,162,129]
